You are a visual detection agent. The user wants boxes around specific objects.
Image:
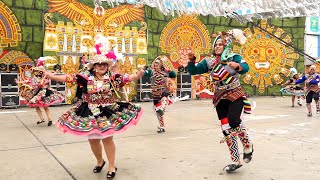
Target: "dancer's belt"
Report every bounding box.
[215,80,241,91]
[83,94,115,104]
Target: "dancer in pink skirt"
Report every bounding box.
[45,44,145,179]
[16,58,64,126]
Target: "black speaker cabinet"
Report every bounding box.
[0,73,19,94]
[50,73,66,92]
[176,88,192,100]
[136,89,152,102]
[177,73,192,89]
[137,76,151,89]
[1,94,20,108]
[50,80,66,92]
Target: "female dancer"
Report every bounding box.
[295,65,320,116]
[16,59,64,126]
[187,29,253,172]
[281,68,303,107]
[143,56,176,133]
[45,44,145,179]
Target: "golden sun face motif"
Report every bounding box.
[233,20,299,93]
[47,35,57,48]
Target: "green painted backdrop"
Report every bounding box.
[2,0,46,59]
[1,0,306,96]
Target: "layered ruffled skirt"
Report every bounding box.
[28,88,64,107]
[56,101,143,138]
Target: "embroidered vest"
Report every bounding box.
[150,70,168,97]
[207,57,240,92]
[85,75,114,104]
[205,57,251,113]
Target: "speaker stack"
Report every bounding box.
[176,72,192,100]
[50,73,66,105]
[136,75,152,102]
[0,63,20,108]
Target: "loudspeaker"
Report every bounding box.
[137,76,151,89]
[50,80,66,92]
[8,64,18,72]
[0,73,19,94]
[0,63,18,72]
[177,73,192,89]
[136,89,152,102]
[176,88,192,100]
[136,76,153,101]
[0,63,6,71]
[1,94,20,108]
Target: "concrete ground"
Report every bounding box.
[0,96,320,180]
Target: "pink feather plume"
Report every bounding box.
[105,51,117,60]
[37,59,44,67]
[95,44,102,54]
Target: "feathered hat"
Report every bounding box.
[86,43,117,70]
[30,57,46,77]
[32,57,46,71]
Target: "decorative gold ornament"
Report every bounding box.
[44,13,55,27]
[46,35,57,48]
[0,1,21,47]
[170,52,178,62]
[18,65,34,100]
[48,0,144,32]
[43,56,58,70]
[137,41,146,51]
[118,56,135,101]
[136,58,146,68]
[0,50,33,65]
[233,19,300,93]
[160,15,211,67]
[61,56,80,75]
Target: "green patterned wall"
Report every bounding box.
[144,6,305,96]
[0,0,306,96]
[1,0,46,59]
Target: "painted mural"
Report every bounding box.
[0,1,33,66]
[43,0,147,103]
[47,0,144,32]
[0,1,21,49]
[233,19,300,93]
[0,0,307,98]
[159,14,211,68]
[0,50,33,66]
[192,74,215,98]
[0,0,33,103]
[159,14,215,98]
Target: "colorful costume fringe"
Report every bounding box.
[188,29,254,168]
[295,72,320,115]
[209,58,251,114]
[220,118,252,162]
[144,68,176,131]
[56,71,143,138]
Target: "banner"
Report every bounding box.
[306,16,320,35]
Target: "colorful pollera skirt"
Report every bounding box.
[56,101,143,138]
